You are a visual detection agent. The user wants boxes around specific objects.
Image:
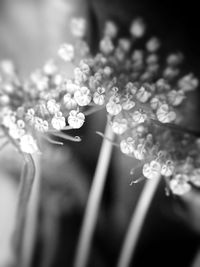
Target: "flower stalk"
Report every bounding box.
[74,121,114,267]
[117,174,161,267]
[12,153,35,267]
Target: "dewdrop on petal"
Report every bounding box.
[156,104,176,123]
[19,134,39,154]
[111,118,128,135]
[120,137,135,155]
[169,174,191,195]
[70,17,86,38]
[74,86,92,106]
[130,18,146,38]
[67,110,85,129]
[58,43,74,62]
[143,160,161,179]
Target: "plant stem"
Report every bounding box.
[74,122,114,267]
[13,153,35,267]
[117,175,161,267]
[20,153,41,267]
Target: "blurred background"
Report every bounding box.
[0,0,200,266]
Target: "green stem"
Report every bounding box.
[74,122,114,267]
[117,175,161,267]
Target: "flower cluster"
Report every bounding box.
[0,17,199,195]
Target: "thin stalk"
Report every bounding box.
[74,122,114,267]
[13,153,35,267]
[20,153,41,267]
[117,175,161,267]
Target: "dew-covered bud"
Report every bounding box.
[169,174,191,195]
[19,134,39,154]
[132,110,147,124]
[74,86,92,106]
[47,99,60,114]
[136,86,151,103]
[67,110,85,129]
[134,143,147,160]
[167,90,185,106]
[161,160,175,177]
[74,68,88,84]
[63,93,77,109]
[178,73,199,92]
[51,115,66,130]
[120,137,135,155]
[93,87,106,105]
[143,160,161,179]
[106,96,122,115]
[156,104,176,123]
[111,118,128,135]
[190,168,200,187]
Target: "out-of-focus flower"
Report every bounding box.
[58,43,74,62]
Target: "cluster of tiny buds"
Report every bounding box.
[1,17,200,196]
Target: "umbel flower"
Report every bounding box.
[0,17,200,196]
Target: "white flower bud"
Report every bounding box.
[47,99,60,114]
[74,86,92,106]
[136,86,151,103]
[143,160,161,179]
[134,144,147,160]
[67,110,85,129]
[51,115,66,130]
[161,161,175,177]
[168,90,185,106]
[190,169,200,187]
[169,174,191,195]
[156,104,176,123]
[120,137,135,155]
[111,118,128,135]
[106,97,122,115]
[63,93,77,109]
[132,110,147,123]
[20,134,39,154]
